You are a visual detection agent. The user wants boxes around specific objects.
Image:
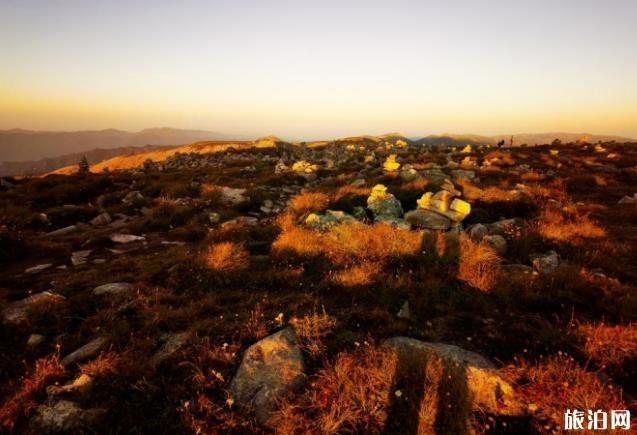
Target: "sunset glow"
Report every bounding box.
[1,0,636,138]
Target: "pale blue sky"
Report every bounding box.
[1,0,636,139]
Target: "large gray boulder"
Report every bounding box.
[383,337,525,417]
[229,327,305,425]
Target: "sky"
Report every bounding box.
[1,0,636,140]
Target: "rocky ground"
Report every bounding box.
[1,138,636,434]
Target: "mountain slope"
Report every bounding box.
[48,137,286,175]
[0,128,224,163]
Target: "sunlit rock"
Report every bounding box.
[383,154,401,172]
[229,327,305,425]
[383,337,525,416]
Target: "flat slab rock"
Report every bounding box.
[229,327,305,425]
[92,282,134,296]
[109,233,145,243]
[61,336,109,367]
[383,337,525,417]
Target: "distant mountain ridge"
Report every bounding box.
[0,128,225,163]
[0,145,173,177]
[415,132,634,147]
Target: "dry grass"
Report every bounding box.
[203,241,250,272]
[272,346,398,434]
[79,351,122,378]
[577,323,637,368]
[458,235,501,291]
[244,303,269,340]
[290,307,337,357]
[399,177,430,191]
[537,205,605,242]
[332,185,369,201]
[457,179,517,202]
[0,355,65,431]
[273,220,423,265]
[288,192,330,217]
[330,261,382,287]
[504,355,628,433]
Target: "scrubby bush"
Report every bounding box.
[458,235,500,291]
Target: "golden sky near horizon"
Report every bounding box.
[1,0,636,139]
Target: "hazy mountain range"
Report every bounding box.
[0,128,634,177]
[0,128,224,163]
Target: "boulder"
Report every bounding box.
[47,374,94,397]
[383,154,401,172]
[220,187,248,206]
[367,185,404,221]
[33,400,106,433]
[530,251,559,275]
[27,333,45,347]
[305,210,355,230]
[92,282,134,296]
[150,332,191,367]
[45,225,78,237]
[90,212,112,226]
[229,328,305,425]
[446,198,471,222]
[109,233,145,244]
[397,301,410,319]
[618,194,636,205]
[483,234,507,255]
[469,223,488,241]
[61,336,109,367]
[71,250,91,266]
[25,263,53,274]
[400,168,420,181]
[405,209,451,230]
[2,292,64,325]
[383,337,525,416]
[122,190,144,204]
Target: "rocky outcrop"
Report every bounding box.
[228,328,305,425]
[367,184,404,223]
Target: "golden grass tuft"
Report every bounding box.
[503,355,628,431]
[458,235,500,291]
[577,322,637,368]
[0,355,65,431]
[290,307,337,357]
[203,241,250,272]
[273,221,423,266]
[330,261,382,287]
[79,351,122,378]
[537,205,605,242]
[272,346,398,434]
[288,192,330,217]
